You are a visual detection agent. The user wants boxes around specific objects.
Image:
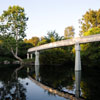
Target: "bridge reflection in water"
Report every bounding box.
[75,71,81,98]
[28,59,83,100]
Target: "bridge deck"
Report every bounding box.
[28,34,100,53]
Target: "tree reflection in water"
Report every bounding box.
[29,65,75,93]
[0,66,26,100]
[81,67,100,100]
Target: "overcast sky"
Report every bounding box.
[0,0,100,39]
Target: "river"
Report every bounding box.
[0,64,100,100]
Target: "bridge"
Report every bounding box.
[27,34,100,71]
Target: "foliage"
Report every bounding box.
[44,30,64,42]
[38,30,64,46]
[79,9,100,36]
[64,26,75,39]
[80,27,100,66]
[24,36,39,46]
[0,39,15,61]
[40,48,73,65]
[37,37,47,45]
[83,27,100,36]
[18,42,33,59]
[0,38,33,62]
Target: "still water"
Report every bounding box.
[0,64,100,100]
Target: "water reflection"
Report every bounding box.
[0,64,100,100]
[75,71,81,98]
[0,65,68,100]
[29,64,84,100]
[0,66,26,100]
[39,65,74,91]
[29,76,76,100]
[35,65,40,81]
[81,67,100,100]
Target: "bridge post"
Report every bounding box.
[35,51,39,65]
[31,53,33,59]
[27,53,29,59]
[75,43,81,71]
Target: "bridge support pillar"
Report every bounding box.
[27,53,29,59]
[35,51,39,65]
[75,43,81,71]
[31,53,33,59]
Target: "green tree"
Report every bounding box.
[24,36,39,46]
[79,9,100,36]
[45,30,64,43]
[81,27,100,66]
[37,37,47,45]
[38,30,64,46]
[64,26,75,39]
[0,6,28,62]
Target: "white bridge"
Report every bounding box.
[27,34,100,71]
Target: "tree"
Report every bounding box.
[64,26,75,39]
[0,6,28,62]
[44,30,64,43]
[37,37,47,46]
[81,27,100,66]
[79,9,100,36]
[24,36,39,46]
[38,30,64,46]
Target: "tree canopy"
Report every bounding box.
[38,30,64,46]
[79,9,100,36]
[64,26,75,39]
[24,36,39,46]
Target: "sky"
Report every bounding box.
[0,0,100,39]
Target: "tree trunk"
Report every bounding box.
[11,48,23,64]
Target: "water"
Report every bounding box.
[0,64,100,100]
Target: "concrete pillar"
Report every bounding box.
[31,53,33,59]
[35,51,40,81]
[35,51,39,65]
[27,53,29,59]
[75,43,81,71]
[75,71,81,98]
